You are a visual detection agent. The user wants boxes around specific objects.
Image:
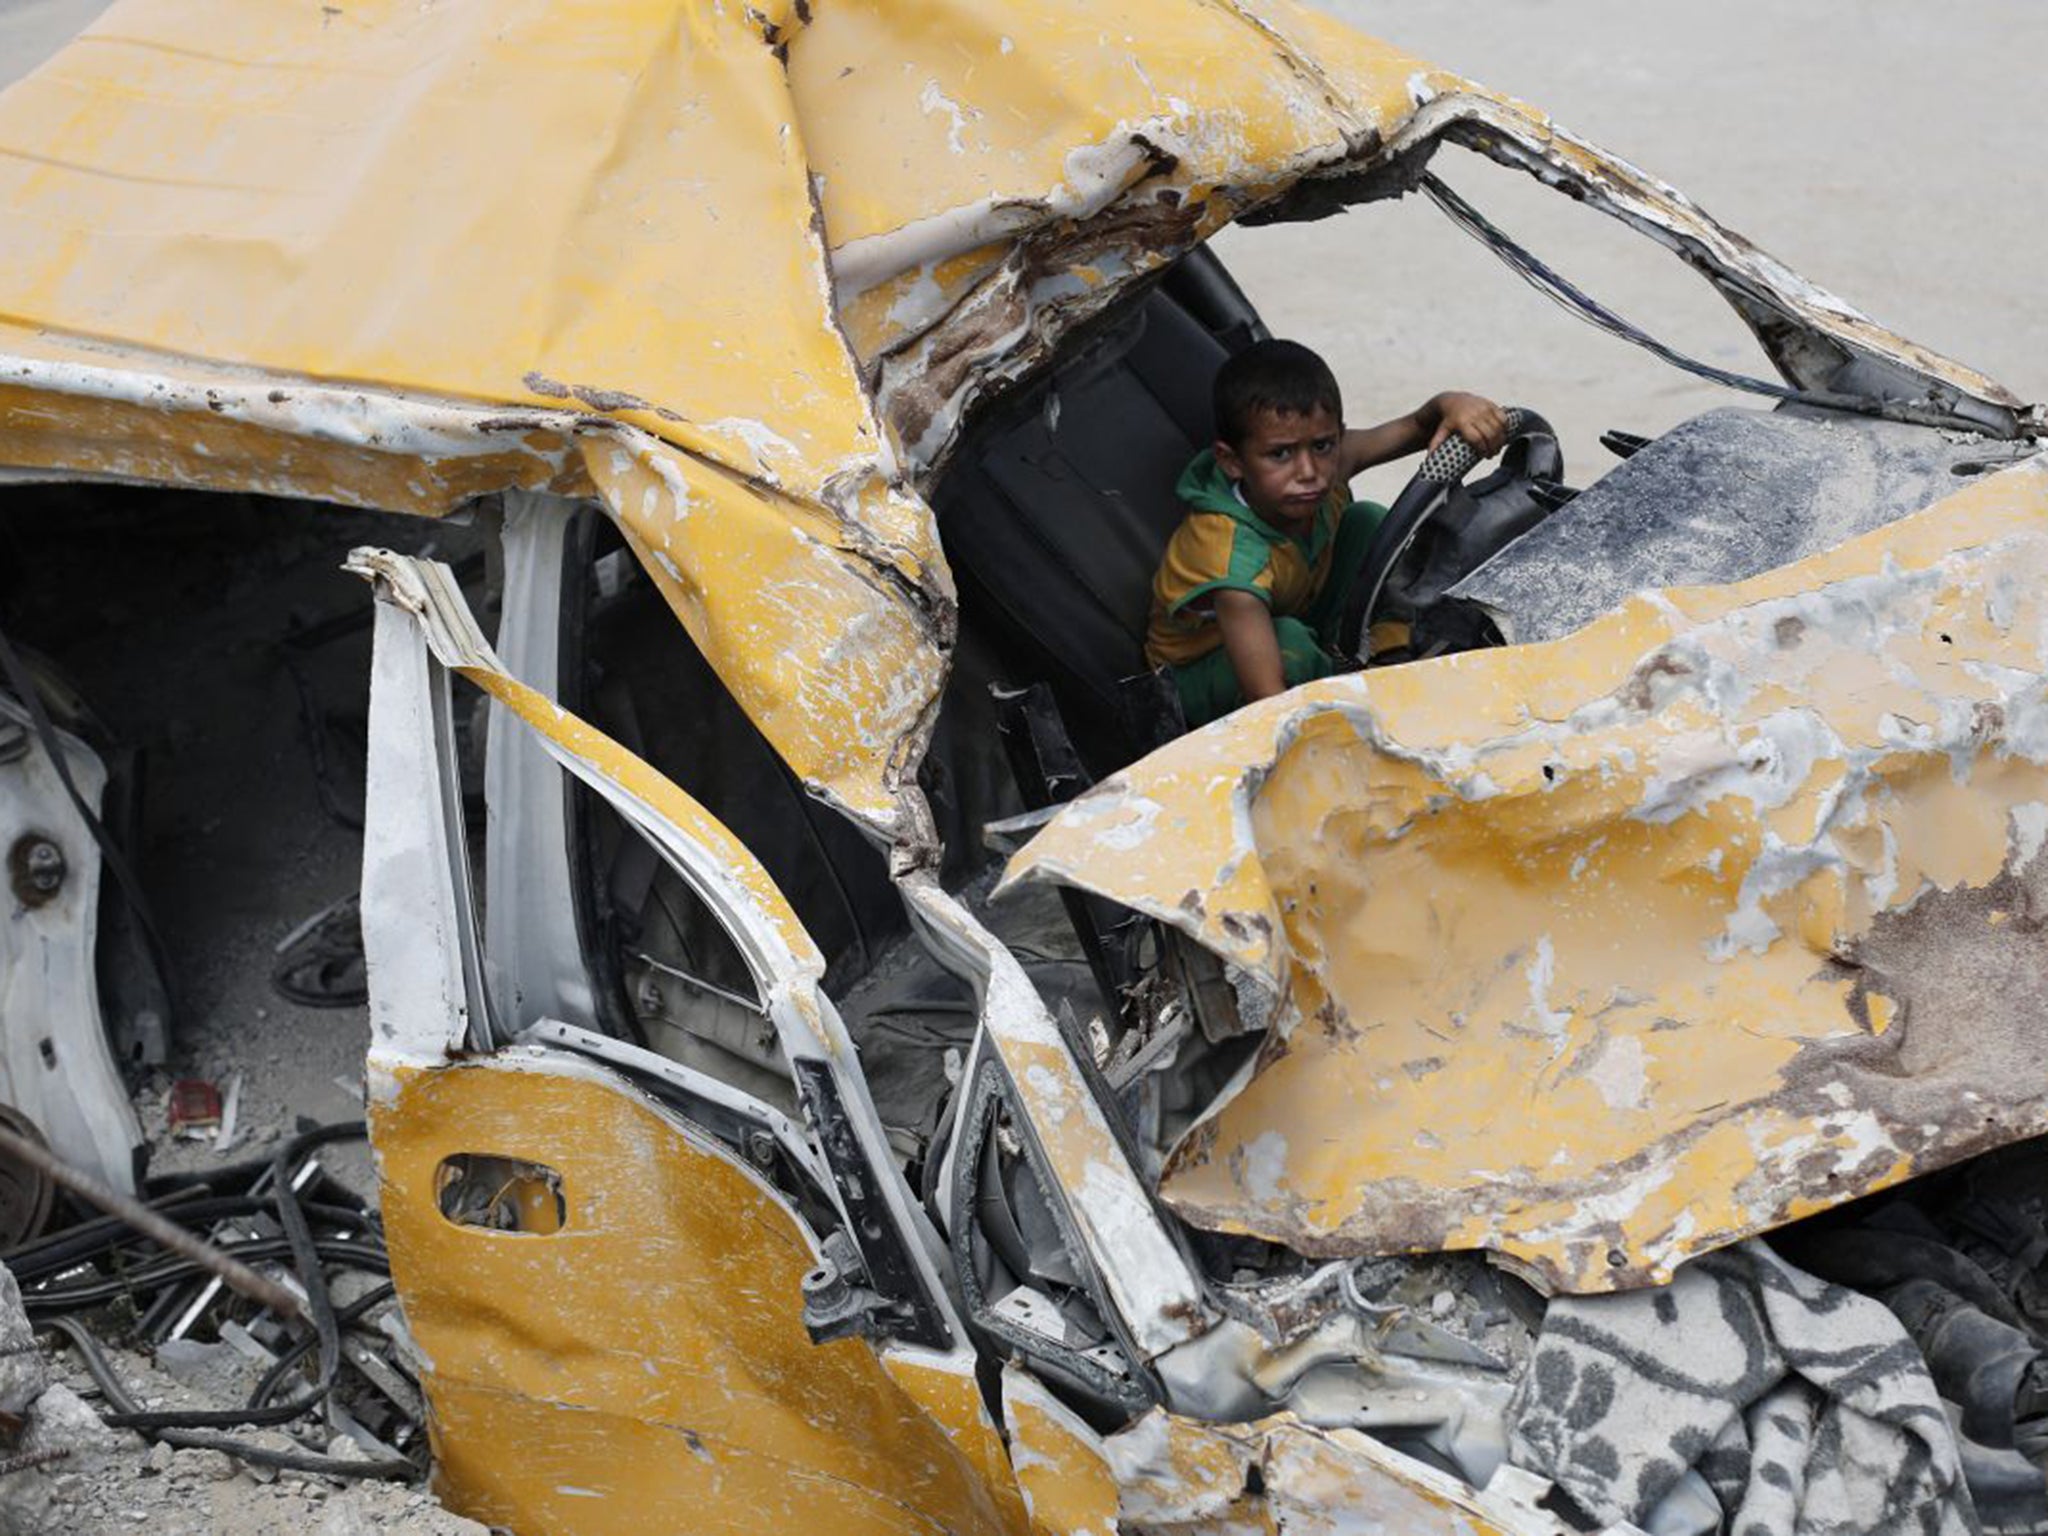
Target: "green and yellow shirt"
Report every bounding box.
[1145,449,1354,669]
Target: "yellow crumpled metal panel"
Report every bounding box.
[1101,1409,1575,1535]
[1002,1366,1122,1536]
[791,0,1417,250]
[0,1,879,486]
[371,1055,1027,1536]
[0,0,1473,835]
[1006,458,2048,1294]
[0,0,945,835]
[787,0,1436,351]
[0,0,2026,843]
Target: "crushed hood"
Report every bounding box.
[1005,456,2048,1294]
[0,0,2030,858]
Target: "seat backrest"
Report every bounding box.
[934,278,1235,764]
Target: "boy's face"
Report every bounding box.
[1215,404,1343,529]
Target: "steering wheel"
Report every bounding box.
[1336,406,1556,663]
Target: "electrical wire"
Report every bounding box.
[23,1238,389,1314]
[90,1124,372,1432]
[26,1124,418,1480]
[12,1197,379,1286]
[1419,171,1865,411]
[40,1315,417,1481]
[249,1282,396,1410]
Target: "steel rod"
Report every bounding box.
[0,1126,305,1322]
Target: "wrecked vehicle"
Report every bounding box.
[2,0,2046,1531]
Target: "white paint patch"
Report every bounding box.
[2011,802,2048,870]
[917,80,975,156]
[1585,1034,1649,1112]
[1633,708,1840,825]
[1090,794,1165,853]
[701,416,802,477]
[883,262,950,336]
[1239,1131,1289,1204]
[1023,1063,1072,1126]
[1525,936,1572,1045]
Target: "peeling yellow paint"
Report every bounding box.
[355,547,830,988]
[0,0,946,842]
[12,3,2041,1529]
[1,0,2021,853]
[1106,1409,1272,1534]
[1001,1366,1120,1536]
[1011,459,2048,1292]
[371,1056,1026,1535]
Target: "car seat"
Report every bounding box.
[932,249,1261,774]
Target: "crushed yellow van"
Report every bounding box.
[1,2,2044,1533]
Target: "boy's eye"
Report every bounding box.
[1312,437,1338,454]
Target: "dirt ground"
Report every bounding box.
[0,1,2042,1533]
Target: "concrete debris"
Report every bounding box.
[0,1256,480,1536]
[0,1265,49,1417]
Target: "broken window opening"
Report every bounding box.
[560,510,903,1001]
[466,616,799,1114]
[435,1152,567,1235]
[1221,142,1786,512]
[607,841,792,1113]
[0,483,487,1194]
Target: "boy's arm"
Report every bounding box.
[1339,391,1508,480]
[1213,589,1287,703]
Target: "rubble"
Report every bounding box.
[0,1249,483,1536]
[0,1108,454,1532]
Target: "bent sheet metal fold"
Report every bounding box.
[1007,457,2048,1294]
[0,0,2027,857]
[0,0,944,838]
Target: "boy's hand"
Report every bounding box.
[1339,390,1512,478]
[1427,392,1510,455]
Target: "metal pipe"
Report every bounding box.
[0,1126,305,1322]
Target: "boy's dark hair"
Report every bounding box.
[1212,339,1342,447]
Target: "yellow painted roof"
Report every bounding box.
[0,1,2024,840]
[0,0,1456,837]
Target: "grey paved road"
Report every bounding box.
[1214,2,2047,498]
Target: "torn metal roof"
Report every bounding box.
[0,0,2028,855]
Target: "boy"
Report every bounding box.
[1145,340,1508,726]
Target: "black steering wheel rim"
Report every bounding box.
[1336,405,1552,662]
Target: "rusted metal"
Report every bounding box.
[0,1446,69,1477]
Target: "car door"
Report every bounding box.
[349,527,1030,1536]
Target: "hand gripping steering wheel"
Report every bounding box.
[1336,406,1553,663]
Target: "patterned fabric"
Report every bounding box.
[1507,1241,1977,1536]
